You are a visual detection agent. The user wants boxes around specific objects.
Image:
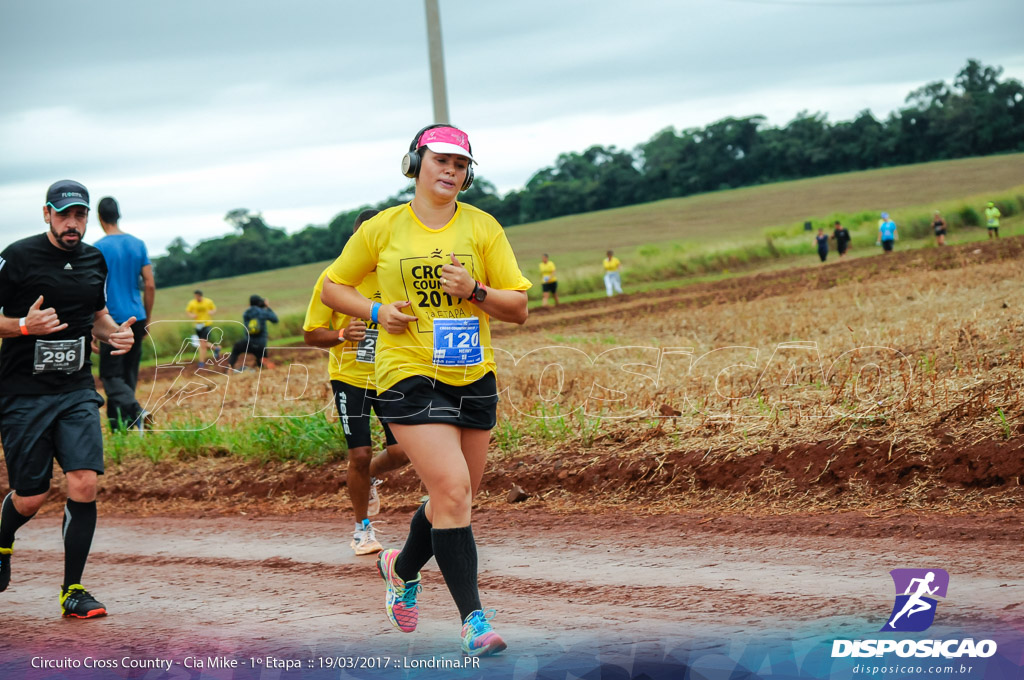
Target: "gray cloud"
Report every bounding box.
[1,0,1021,253]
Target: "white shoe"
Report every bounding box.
[367,478,383,517]
[351,521,383,556]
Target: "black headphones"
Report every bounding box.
[401,123,474,191]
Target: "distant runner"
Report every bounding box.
[185,290,218,368]
[877,212,898,253]
[932,210,948,246]
[815,228,829,263]
[603,250,623,297]
[227,294,278,371]
[538,253,559,306]
[985,201,1001,239]
[832,221,851,259]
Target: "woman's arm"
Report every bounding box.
[440,255,528,325]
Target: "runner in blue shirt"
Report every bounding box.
[94,197,155,430]
[876,212,898,253]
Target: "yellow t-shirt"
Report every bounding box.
[186,297,216,325]
[603,256,621,272]
[326,202,531,391]
[985,206,1001,227]
[302,268,381,388]
[538,260,557,283]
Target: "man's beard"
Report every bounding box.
[51,225,82,250]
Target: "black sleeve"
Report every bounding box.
[0,248,12,312]
[96,263,109,313]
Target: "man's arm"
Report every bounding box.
[0,296,68,338]
[93,308,136,354]
[141,264,155,325]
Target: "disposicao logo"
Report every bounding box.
[881,568,948,632]
[831,569,998,659]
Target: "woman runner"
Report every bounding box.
[321,124,530,656]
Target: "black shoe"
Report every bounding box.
[60,584,107,619]
[0,547,11,592]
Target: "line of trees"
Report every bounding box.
[153,60,1024,287]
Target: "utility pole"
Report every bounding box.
[424,0,450,124]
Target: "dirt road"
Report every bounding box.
[1,508,1021,679]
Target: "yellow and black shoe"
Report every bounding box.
[60,584,107,619]
[0,547,11,592]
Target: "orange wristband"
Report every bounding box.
[18,317,28,335]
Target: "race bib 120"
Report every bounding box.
[432,317,482,366]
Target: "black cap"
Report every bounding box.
[250,294,264,307]
[46,179,90,212]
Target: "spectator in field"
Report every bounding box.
[94,197,155,431]
[185,290,217,368]
[227,295,277,371]
[815,227,829,263]
[932,210,948,246]
[321,123,530,656]
[0,179,136,619]
[603,250,623,297]
[832,220,851,259]
[538,253,558,306]
[877,212,898,253]
[303,208,409,556]
[985,202,1001,239]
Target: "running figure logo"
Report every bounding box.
[881,569,949,632]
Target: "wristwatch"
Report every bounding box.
[469,281,487,303]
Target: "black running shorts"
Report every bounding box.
[375,372,498,430]
[0,389,105,496]
[881,240,895,252]
[541,281,558,294]
[331,380,397,450]
[195,324,213,340]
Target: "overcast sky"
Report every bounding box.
[2,0,1022,256]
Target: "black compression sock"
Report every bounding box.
[394,502,433,582]
[431,525,482,621]
[62,499,97,588]
[0,492,34,549]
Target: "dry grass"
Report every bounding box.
[120,242,1024,514]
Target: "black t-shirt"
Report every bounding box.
[0,233,107,395]
[833,228,851,246]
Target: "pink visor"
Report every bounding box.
[417,126,476,163]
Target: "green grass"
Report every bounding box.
[104,412,346,466]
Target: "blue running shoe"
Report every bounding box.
[461,609,507,656]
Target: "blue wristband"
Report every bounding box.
[370,302,381,324]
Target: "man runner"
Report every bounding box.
[303,209,408,555]
[185,289,217,368]
[94,196,155,430]
[0,179,136,618]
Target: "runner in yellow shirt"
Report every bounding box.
[303,209,408,556]
[985,202,1001,239]
[538,253,559,306]
[185,290,218,368]
[603,249,622,297]
[321,123,530,657]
